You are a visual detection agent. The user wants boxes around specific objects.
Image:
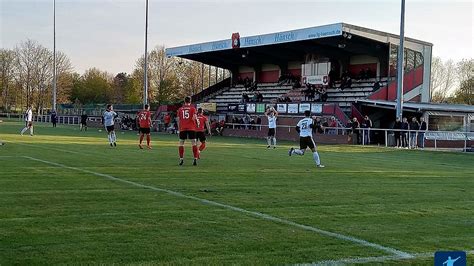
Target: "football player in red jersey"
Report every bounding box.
[138,104,152,149]
[196,108,211,159]
[177,96,199,166]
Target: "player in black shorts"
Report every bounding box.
[179,130,196,140]
[177,96,199,166]
[195,108,211,159]
[288,110,325,168]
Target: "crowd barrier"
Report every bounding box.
[223,123,473,152]
[1,113,472,152]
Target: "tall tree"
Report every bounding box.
[112,72,129,103]
[70,68,113,104]
[451,59,473,105]
[8,40,73,112]
[430,57,456,103]
[135,45,183,104]
[0,49,16,111]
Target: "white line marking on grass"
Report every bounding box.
[23,155,412,258]
[301,250,474,265]
[16,142,83,155]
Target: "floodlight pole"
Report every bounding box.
[53,0,57,111]
[395,0,405,119]
[143,0,149,107]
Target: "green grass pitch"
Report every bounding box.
[0,121,472,265]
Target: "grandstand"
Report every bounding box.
[166,22,433,127]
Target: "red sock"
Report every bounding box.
[146,135,151,146]
[192,145,199,159]
[179,146,184,158]
[199,142,206,151]
[139,134,144,144]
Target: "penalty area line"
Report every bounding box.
[22,155,412,258]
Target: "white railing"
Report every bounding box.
[224,123,473,152]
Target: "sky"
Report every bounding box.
[1,0,473,75]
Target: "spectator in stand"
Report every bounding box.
[329,116,338,135]
[292,79,301,89]
[373,80,381,91]
[314,117,324,134]
[351,117,360,144]
[340,71,352,90]
[309,86,316,102]
[278,74,285,84]
[285,96,292,102]
[365,67,374,79]
[251,93,258,102]
[361,115,373,145]
[393,117,402,148]
[409,117,420,149]
[244,77,251,89]
[256,115,262,130]
[320,88,328,102]
[358,68,367,80]
[418,117,427,149]
[242,93,249,103]
[250,117,256,130]
[249,81,258,92]
[164,113,171,132]
[328,67,337,88]
[346,75,353,89]
[304,84,311,101]
[256,91,264,102]
[322,118,329,128]
[401,117,409,148]
[243,113,251,129]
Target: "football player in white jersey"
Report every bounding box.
[103,104,118,147]
[265,107,278,149]
[288,110,324,168]
[20,106,34,136]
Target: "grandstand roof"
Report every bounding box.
[356,99,474,113]
[165,23,433,69]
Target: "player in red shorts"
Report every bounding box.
[138,104,152,149]
[177,96,199,166]
[196,108,211,159]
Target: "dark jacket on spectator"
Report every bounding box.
[401,121,409,131]
[419,121,427,130]
[409,121,420,131]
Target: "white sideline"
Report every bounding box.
[302,250,474,265]
[15,142,85,155]
[23,155,412,259]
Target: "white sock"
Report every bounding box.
[108,134,112,143]
[267,138,271,146]
[313,151,321,165]
[21,127,27,134]
[293,149,304,156]
[112,131,116,142]
[272,138,276,146]
[30,127,33,135]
